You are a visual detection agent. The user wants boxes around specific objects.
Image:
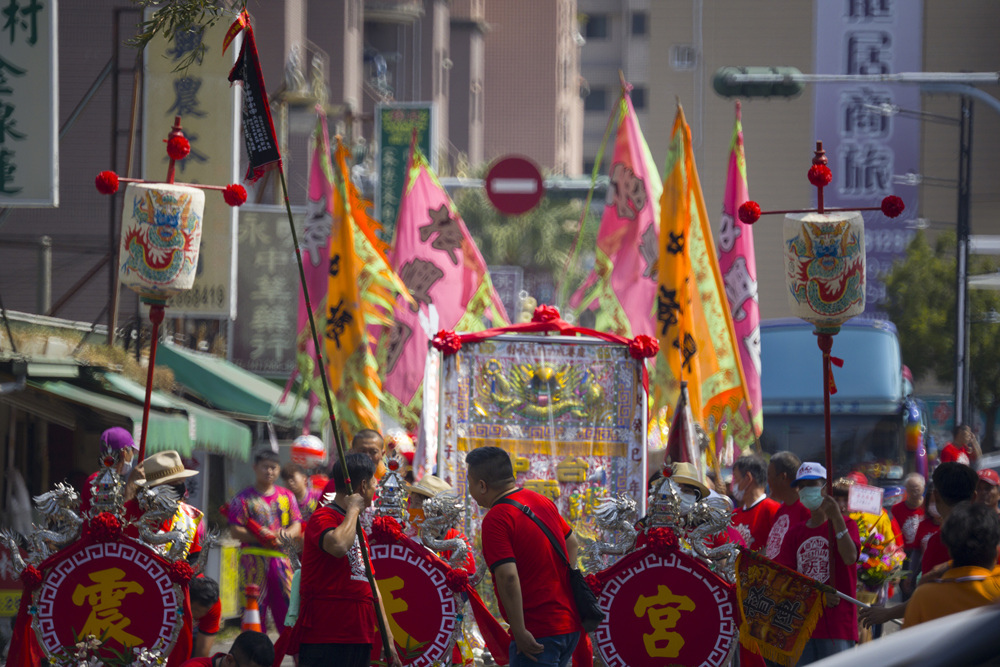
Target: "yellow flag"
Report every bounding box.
[655,105,754,449]
[322,132,411,438]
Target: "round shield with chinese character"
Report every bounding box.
[369,540,457,666]
[33,542,182,661]
[594,548,737,667]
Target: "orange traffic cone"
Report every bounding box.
[241,583,263,632]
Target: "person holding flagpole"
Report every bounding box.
[295,452,402,667]
[776,463,860,664]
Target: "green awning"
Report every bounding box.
[100,372,252,461]
[157,344,312,429]
[31,380,193,455]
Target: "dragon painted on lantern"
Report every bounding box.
[785,219,864,317]
[121,188,203,290]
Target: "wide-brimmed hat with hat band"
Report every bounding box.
[669,462,710,499]
[407,474,452,499]
[137,450,199,488]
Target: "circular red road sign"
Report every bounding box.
[485,155,544,216]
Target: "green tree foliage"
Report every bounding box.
[453,180,600,312]
[886,230,1000,448]
[128,0,246,72]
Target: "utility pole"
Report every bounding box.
[955,97,974,426]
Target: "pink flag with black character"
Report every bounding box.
[380,144,508,428]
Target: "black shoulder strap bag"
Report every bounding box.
[495,496,605,632]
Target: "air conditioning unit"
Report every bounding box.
[671,45,698,71]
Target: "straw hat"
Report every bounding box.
[137,450,199,487]
[670,462,710,499]
[407,474,452,499]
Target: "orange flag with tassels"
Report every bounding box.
[321,119,410,438]
[655,104,755,454]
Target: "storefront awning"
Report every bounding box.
[30,380,193,455]
[100,373,252,461]
[157,344,312,429]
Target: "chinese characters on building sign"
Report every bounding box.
[814,0,922,318]
[232,207,303,377]
[376,102,435,242]
[0,0,57,206]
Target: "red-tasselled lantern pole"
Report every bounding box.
[736,142,905,492]
[95,116,247,462]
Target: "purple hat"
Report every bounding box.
[101,427,137,453]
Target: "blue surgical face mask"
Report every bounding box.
[799,485,824,511]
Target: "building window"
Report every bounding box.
[584,14,609,39]
[671,45,698,71]
[583,159,597,176]
[631,12,647,36]
[631,86,647,110]
[584,87,607,112]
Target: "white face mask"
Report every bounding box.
[732,480,746,504]
[678,491,698,515]
[799,486,824,511]
[928,502,940,519]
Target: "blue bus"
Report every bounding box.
[758,318,925,486]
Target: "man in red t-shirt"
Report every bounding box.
[892,473,925,551]
[731,454,780,550]
[467,446,581,667]
[179,630,273,667]
[297,452,401,667]
[976,468,1000,514]
[777,462,860,663]
[940,424,981,465]
[764,451,812,560]
[920,463,979,575]
[321,429,387,496]
[189,576,221,658]
[892,473,925,598]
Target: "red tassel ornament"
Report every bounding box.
[95,171,119,195]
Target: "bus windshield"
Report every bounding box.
[759,413,907,484]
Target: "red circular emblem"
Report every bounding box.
[369,541,457,666]
[485,155,545,216]
[34,542,181,661]
[595,549,737,667]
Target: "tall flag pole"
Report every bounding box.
[655,103,757,456]
[279,115,336,432]
[570,74,662,336]
[223,12,395,661]
[381,137,508,429]
[718,102,763,443]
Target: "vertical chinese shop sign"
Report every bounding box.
[813,1,923,319]
[0,0,58,207]
[375,102,435,243]
[143,14,240,318]
[232,205,304,378]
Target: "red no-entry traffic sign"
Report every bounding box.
[485,155,544,216]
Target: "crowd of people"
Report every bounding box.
[54,421,1000,667]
